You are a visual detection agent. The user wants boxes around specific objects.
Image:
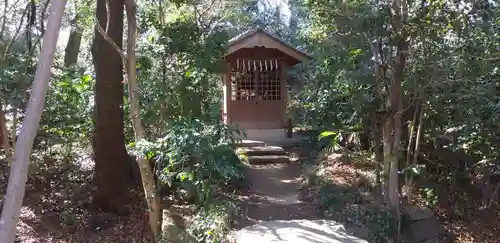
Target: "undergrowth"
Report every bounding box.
[187,201,236,243]
[134,118,245,204]
[130,118,246,242]
[309,150,397,243]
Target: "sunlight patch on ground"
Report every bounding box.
[19,206,37,220]
[263,194,301,205]
[280,178,301,183]
[16,207,41,243]
[234,219,368,243]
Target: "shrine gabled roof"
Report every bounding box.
[226,29,312,64]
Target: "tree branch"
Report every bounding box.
[0,3,29,60]
[94,17,128,68]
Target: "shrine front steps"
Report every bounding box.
[246,155,290,164]
[236,141,290,165]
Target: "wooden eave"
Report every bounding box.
[225,29,311,65]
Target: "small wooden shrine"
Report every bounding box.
[221,29,310,139]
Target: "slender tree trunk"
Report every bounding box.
[11,108,17,152]
[371,119,383,199]
[0,1,66,242]
[389,112,402,207]
[0,101,12,165]
[370,38,389,201]
[91,0,130,214]
[124,0,162,240]
[382,118,393,201]
[388,31,408,243]
[403,102,418,199]
[407,103,424,202]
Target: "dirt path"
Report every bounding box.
[233,159,322,229]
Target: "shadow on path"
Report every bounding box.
[233,152,322,229]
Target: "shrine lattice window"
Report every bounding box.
[259,69,281,100]
[230,59,281,101]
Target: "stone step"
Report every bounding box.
[247,155,289,164]
[235,140,266,148]
[237,146,286,156]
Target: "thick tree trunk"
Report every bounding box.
[64,15,82,67]
[91,0,130,214]
[124,0,162,240]
[0,1,66,241]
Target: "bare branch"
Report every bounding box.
[94,17,128,68]
[39,0,51,37]
[199,0,217,19]
[0,3,29,59]
[104,0,110,32]
[0,0,8,36]
[206,15,226,36]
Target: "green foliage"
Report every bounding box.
[0,39,36,108]
[318,130,341,152]
[295,0,500,176]
[38,68,93,149]
[421,187,438,207]
[135,7,231,137]
[340,204,397,243]
[187,201,236,243]
[134,118,244,204]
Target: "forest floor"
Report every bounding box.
[0,144,499,243]
[306,149,500,243]
[0,156,152,243]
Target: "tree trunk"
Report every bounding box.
[0,1,66,241]
[389,112,402,207]
[64,14,82,67]
[124,0,162,240]
[382,117,393,201]
[371,119,383,199]
[407,103,424,202]
[11,108,17,152]
[91,0,130,215]
[388,23,408,242]
[0,101,13,165]
[403,102,418,199]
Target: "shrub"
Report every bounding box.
[339,204,397,242]
[187,201,236,243]
[134,118,245,204]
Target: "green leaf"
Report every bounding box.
[177,172,192,181]
[319,131,337,139]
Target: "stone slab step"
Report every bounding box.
[237,146,286,156]
[235,140,266,148]
[247,155,289,164]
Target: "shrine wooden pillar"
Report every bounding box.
[222,61,231,124]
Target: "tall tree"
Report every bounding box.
[0,0,66,242]
[64,13,82,67]
[91,0,130,214]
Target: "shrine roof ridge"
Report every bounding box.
[227,28,312,63]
